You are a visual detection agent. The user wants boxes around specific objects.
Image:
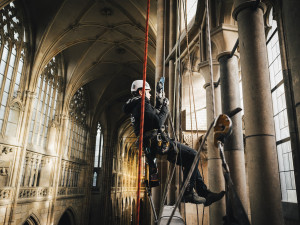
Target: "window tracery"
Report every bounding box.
[65,87,88,161]
[28,57,62,147]
[69,87,87,124]
[0,2,26,135]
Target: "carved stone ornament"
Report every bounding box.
[18,187,52,199]
[0,188,13,200]
[0,167,8,176]
[0,2,24,45]
[69,86,88,125]
[0,145,13,155]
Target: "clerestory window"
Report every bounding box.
[0,2,26,136]
[65,87,88,161]
[267,8,297,203]
[94,122,103,168]
[93,172,97,187]
[28,57,62,147]
[180,0,198,29]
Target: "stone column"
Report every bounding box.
[279,0,300,214]
[217,52,248,211]
[200,62,225,225]
[233,1,284,224]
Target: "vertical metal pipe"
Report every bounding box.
[155,0,165,90]
[167,0,177,206]
[153,0,165,221]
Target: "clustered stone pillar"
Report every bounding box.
[218,52,248,211]
[233,1,284,224]
[280,0,300,214]
[201,62,225,225]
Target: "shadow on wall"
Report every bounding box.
[58,209,76,225]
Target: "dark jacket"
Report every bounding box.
[123,96,169,169]
[123,96,169,136]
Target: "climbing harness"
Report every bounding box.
[136,0,150,224]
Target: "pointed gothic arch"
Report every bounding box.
[23,214,40,225]
[57,208,76,225]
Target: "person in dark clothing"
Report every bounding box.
[123,80,225,205]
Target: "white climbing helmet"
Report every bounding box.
[131,80,151,93]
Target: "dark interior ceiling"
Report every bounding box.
[23,0,158,124]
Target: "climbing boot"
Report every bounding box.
[204,190,225,207]
[182,190,206,204]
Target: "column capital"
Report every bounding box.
[233,1,266,20]
[217,51,239,62]
[198,60,220,83]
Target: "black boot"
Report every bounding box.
[203,190,225,207]
[182,183,206,204]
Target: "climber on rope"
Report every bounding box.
[123,80,225,206]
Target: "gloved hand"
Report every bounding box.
[156,96,164,108]
[163,97,169,106]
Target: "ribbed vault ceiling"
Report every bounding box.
[24,0,158,124]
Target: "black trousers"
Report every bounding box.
[167,141,208,196]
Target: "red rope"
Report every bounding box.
[136,0,151,224]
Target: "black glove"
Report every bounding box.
[156,96,169,110]
[163,97,169,106]
[156,96,164,109]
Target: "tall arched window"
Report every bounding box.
[93,171,97,187]
[267,8,297,203]
[94,122,103,168]
[0,2,26,135]
[28,57,63,147]
[65,87,88,161]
